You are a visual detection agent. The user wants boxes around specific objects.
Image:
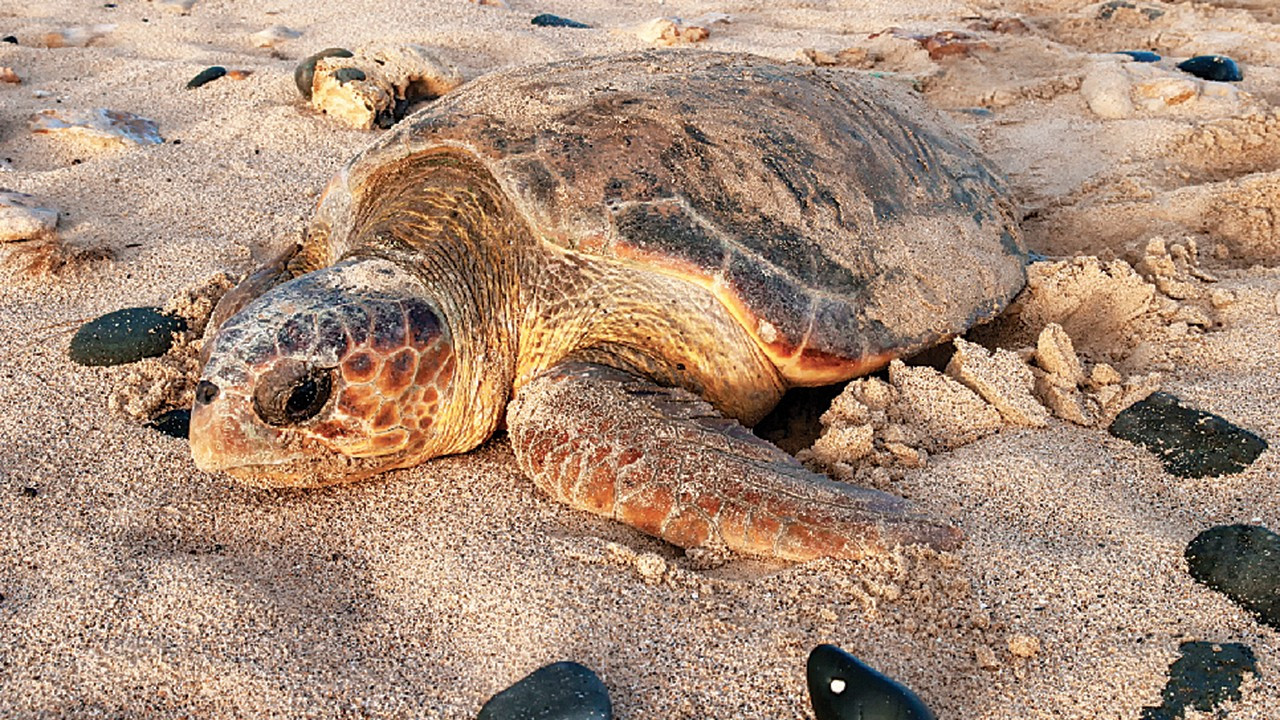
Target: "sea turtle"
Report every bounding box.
[190,51,1026,561]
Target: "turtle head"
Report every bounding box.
[190,257,461,487]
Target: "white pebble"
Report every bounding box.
[0,191,59,242]
[251,25,302,48]
[29,108,164,147]
[39,24,115,48]
[1080,62,1133,119]
[158,0,197,13]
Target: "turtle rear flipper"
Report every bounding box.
[506,362,961,561]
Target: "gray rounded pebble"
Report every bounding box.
[293,47,354,99]
[1115,50,1160,63]
[1186,524,1280,629]
[69,306,186,366]
[1176,55,1243,82]
[1108,392,1267,478]
[477,661,611,720]
[1140,641,1258,719]
[333,67,366,84]
[531,13,591,28]
[148,408,191,439]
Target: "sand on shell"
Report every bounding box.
[1,0,1278,717]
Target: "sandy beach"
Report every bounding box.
[2,0,1279,717]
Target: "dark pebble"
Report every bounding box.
[333,67,366,84]
[477,662,612,720]
[148,408,191,439]
[186,66,227,90]
[69,307,186,367]
[1186,524,1280,629]
[293,47,354,99]
[807,644,934,720]
[1107,392,1267,478]
[21,486,37,498]
[1098,1,1163,20]
[1177,55,1243,82]
[1140,641,1258,720]
[531,13,591,28]
[1097,1,1133,20]
[2,35,16,44]
[1115,50,1161,63]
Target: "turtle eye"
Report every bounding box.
[253,362,334,427]
[194,380,219,405]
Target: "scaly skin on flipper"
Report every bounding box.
[191,51,1029,561]
[508,363,961,559]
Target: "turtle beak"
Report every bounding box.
[189,377,367,489]
[189,379,296,486]
[189,380,266,474]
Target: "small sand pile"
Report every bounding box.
[803,321,1160,482]
[107,273,235,420]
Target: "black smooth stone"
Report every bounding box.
[807,644,934,720]
[2,35,17,44]
[148,408,191,439]
[1115,50,1161,62]
[477,662,611,720]
[531,13,591,28]
[293,47,354,99]
[1177,55,1243,82]
[1107,392,1267,478]
[333,67,366,84]
[1140,641,1258,720]
[186,65,227,89]
[1186,524,1280,629]
[69,307,186,367]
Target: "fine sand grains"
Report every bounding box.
[1,0,1279,718]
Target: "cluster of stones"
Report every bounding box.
[1081,54,1248,119]
[1138,520,1276,718]
[296,45,462,130]
[67,273,237,440]
[476,644,940,719]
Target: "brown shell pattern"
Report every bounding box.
[330,50,1027,375]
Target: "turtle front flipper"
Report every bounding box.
[506,362,961,561]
